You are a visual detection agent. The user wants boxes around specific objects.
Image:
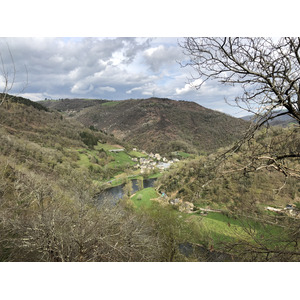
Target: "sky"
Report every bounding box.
[1,1,298,119]
[0,36,247,117]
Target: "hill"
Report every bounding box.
[40,98,109,113]
[0,95,173,262]
[40,97,249,155]
[241,111,297,127]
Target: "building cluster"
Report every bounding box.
[132,150,179,174]
[266,204,300,218]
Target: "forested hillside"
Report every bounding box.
[40,97,249,155]
[0,96,180,261]
[157,125,300,261]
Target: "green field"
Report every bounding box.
[75,142,134,169]
[128,150,148,158]
[131,187,158,209]
[77,151,91,167]
[101,101,120,107]
[191,212,285,248]
[107,151,135,168]
[177,151,191,158]
[94,142,122,151]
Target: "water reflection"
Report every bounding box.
[97,178,157,205]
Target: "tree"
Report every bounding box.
[0,43,27,107]
[138,177,144,191]
[180,38,300,261]
[180,37,300,125]
[0,44,15,106]
[180,37,300,179]
[123,180,133,198]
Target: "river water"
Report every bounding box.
[97,177,157,205]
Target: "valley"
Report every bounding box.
[0,94,299,262]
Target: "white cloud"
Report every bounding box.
[71,82,94,94]
[142,91,153,96]
[18,92,46,101]
[68,68,81,80]
[144,45,164,56]
[175,79,203,95]
[126,87,142,94]
[97,86,116,93]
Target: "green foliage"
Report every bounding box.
[79,131,98,148]
[128,150,147,158]
[5,94,49,111]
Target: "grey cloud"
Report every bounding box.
[0,37,243,116]
[143,44,184,72]
[1,37,152,97]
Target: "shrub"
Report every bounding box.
[79,131,98,148]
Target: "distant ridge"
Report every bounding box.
[40,97,249,154]
[2,93,48,112]
[39,98,109,112]
[241,111,297,127]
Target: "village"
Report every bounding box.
[130,148,180,174]
[107,146,182,175]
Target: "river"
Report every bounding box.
[97,177,157,205]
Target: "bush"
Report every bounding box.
[79,131,98,148]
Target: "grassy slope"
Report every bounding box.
[131,187,158,209]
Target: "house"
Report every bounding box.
[266,206,282,212]
[155,153,161,160]
[285,204,295,210]
[109,149,124,153]
[157,162,171,170]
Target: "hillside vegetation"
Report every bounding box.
[2,95,299,262]
[40,97,249,155]
[40,98,109,112]
[157,125,300,261]
[0,96,182,261]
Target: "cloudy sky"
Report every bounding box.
[0,1,296,119]
[0,37,247,117]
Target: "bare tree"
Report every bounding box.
[180,38,300,124]
[180,37,300,178]
[0,43,27,107]
[179,38,300,261]
[0,44,16,106]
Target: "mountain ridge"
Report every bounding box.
[39,97,249,155]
